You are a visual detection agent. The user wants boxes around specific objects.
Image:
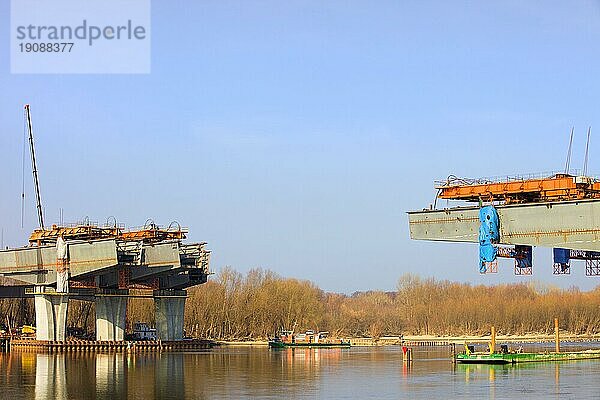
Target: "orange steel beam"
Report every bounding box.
[119,229,186,242]
[28,224,186,245]
[436,175,600,204]
[29,225,118,243]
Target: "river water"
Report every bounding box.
[1,344,599,399]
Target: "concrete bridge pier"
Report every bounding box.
[154,290,187,340]
[34,286,69,341]
[95,289,128,341]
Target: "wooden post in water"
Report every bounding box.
[402,346,412,363]
[555,318,560,353]
[490,326,496,354]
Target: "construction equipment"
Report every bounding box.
[436,173,600,205]
[552,249,600,276]
[409,127,600,277]
[28,219,187,246]
[24,104,45,229]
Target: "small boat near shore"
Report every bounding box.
[268,329,351,349]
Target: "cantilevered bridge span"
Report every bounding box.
[408,172,600,275]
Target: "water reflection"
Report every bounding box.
[96,353,126,398]
[35,353,67,400]
[0,346,598,399]
[555,363,560,396]
[272,347,345,370]
[456,361,570,400]
[401,361,412,377]
[12,351,186,400]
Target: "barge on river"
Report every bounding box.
[456,349,600,364]
[455,320,600,364]
[268,329,351,349]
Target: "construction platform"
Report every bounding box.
[436,173,600,204]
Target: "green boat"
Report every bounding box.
[455,349,600,364]
[454,321,600,364]
[268,329,351,349]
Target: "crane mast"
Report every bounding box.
[24,104,44,230]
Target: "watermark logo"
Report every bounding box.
[11,0,151,74]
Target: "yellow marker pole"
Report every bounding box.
[489,326,496,354]
[555,318,560,353]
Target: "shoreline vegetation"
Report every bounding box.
[147,268,600,341]
[218,332,600,347]
[3,268,600,341]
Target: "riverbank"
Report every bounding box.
[217,333,600,347]
[403,333,600,345]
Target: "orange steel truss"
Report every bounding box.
[436,174,600,204]
[29,223,187,245]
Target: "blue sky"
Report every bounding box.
[2,1,600,292]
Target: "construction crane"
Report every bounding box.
[21,105,188,247]
[24,104,45,229]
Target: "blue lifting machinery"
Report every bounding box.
[553,248,600,276]
[478,205,533,275]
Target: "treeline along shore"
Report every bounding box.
[2,270,600,340]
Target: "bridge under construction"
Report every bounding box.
[408,171,600,276]
[0,105,211,343]
[0,221,211,342]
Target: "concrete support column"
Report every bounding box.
[95,289,128,341]
[154,290,187,341]
[34,286,69,341]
